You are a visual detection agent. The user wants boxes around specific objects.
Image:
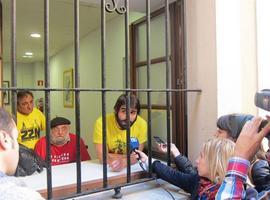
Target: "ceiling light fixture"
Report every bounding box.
[30,33,41,38]
[22,55,32,58]
[25,52,33,56]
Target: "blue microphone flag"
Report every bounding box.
[130,137,139,151]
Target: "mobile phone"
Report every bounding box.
[153,136,167,146]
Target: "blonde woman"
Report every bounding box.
[136,138,235,200]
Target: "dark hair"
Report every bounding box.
[114,94,140,114]
[217,113,254,139]
[17,91,34,103]
[0,108,16,138]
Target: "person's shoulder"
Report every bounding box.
[0,176,44,199]
[36,136,46,145]
[96,113,114,123]
[69,133,77,139]
[32,107,44,116]
[135,115,147,124]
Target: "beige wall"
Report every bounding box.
[186,0,259,162]
[185,0,218,162]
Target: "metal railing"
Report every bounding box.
[1,0,202,199]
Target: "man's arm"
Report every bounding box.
[216,117,270,199]
[95,143,144,172]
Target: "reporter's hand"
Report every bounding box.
[134,149,148,162]
[234,117,270,161]
[156,143,180,158]
[156,143,168,153]
[170,144,181,158]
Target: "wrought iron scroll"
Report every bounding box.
[105,0,126,14]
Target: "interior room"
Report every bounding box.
[0,0,269,199]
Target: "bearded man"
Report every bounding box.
[93,94,147,172]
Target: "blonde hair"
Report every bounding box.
[202,138,235,184]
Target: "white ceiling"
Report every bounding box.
[1,0,172,63]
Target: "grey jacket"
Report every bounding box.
[0,175,44,200]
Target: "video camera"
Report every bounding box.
[255,89,270,112]
[255,89,270,137]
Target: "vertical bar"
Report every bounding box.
[101,0,108,188]
[74,0,82,193]
[124,0,131,183]
[182,0,188,156]
[165,0,171,166]
[146,0,152,174]
[44,0,52,199]
[11,0,17,119]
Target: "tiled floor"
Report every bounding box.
[69,179,190,200]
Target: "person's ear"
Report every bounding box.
[0,131,13,150]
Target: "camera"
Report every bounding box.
[255,89,270,112]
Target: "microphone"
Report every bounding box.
[130,137,146,171]
[255,89,270,111]
[130,137,139,152]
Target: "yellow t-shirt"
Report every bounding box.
[17,107,46,149]
[93,113,147,154]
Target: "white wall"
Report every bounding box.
[216,0,257,116]
[257,0,270,117]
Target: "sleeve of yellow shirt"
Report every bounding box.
[93,117,102,144]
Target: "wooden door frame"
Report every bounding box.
[130,0,187,156]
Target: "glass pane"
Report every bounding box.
[140,109,172,150]
[136,13,170,62]
[136,62,171,105]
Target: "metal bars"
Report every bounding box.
[43,0,53,199]
[101,0,108,188]
[146,0,152,174]
[74,0,82,193]
[4,0,202,199]
[10,0,17,120]
[165,0,172,166]
[124,0,131,183]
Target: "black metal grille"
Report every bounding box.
[1,0,202,199]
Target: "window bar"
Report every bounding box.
[10,0,17,118]
[44,0,52,199]
[101,0,108,188]
[146,0,152,174]
[124,0,131,183]
[181,0,189,156]
[74,0,82,193]
[165,0,171,166]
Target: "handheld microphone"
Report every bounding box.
[255,89,270,111]
[130,137,142,160]
[130,137,146,171]
[130,137,139,152]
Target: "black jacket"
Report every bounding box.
[251,159,270,193]
[15,144,46,177]
[152,154,199,199]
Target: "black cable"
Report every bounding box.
[155,177,176,200]
[137,158,176,200]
